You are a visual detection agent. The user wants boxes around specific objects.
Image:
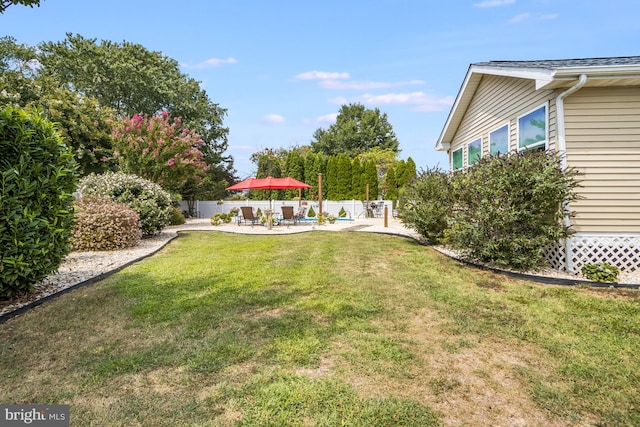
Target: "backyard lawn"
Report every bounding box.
[1,231,639,426]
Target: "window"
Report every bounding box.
[518,104,547,151]
[467,138,482,166]
[452,147,463,170]
[489,124,509,155]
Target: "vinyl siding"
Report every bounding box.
[448,75,557,167]
[564,87,640,233]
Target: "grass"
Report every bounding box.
[1,231,640,426]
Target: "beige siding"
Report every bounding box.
[565,87,640,233]
[448,75,557,168]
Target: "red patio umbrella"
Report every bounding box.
[226,176,312,208]
[226,176,311,191]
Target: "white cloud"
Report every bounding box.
[539,13,558,20]
[508,12,557,24]
[183,57,238,69]
[474,0,515,7]
[508,12,530,23]
[295,71,350,80]
[332,91,455,112]
[262,114,286,124]
[319,79,424,90]
[301,113,338,126]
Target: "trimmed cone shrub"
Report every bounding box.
[71,196,142,251]
[0,107,79,297]
[77,172,172,235]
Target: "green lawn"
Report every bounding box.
[1,231,639,426]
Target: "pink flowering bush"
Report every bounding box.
[111,112,208,191]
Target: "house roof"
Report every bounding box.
[435,56,640,151]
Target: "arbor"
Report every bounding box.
[311,103,399,157]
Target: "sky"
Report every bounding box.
[2,0,639,178]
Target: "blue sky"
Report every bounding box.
[3,0,639,177]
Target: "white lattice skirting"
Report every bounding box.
[544,234,640,273]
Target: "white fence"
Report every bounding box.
[179,199,392,220]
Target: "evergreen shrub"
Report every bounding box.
[71,196,141,251]
[169,207,186,225]
[0,107,78,297]
[338,207,347,218]
[307,206,316,218]
[77,171,172,235]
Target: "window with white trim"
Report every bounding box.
[489,124,509,155]
[517,104,547,151]
[452,147,463,171]
[467,138,482,166]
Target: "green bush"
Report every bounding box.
[307,206,316,218]
[398,167,452,245]
[210,212,233,226]
[446,151,580,270]
[338,207,347,218]
[0,107,79,297]
[581,263,619,283]
[77,172,172,235]
[71,196,141,251]
[169,207,186,225]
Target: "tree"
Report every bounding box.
[336,153,353,200]
[36,33,232,181]
[363,160,379,199]
[311,103,399,157]
[111,112,208,193]
[351,158,364,200]
[0,0,40,13]
[384,167,398,201]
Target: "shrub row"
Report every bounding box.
[399,151,581,271]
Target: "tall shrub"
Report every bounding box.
[447,151,581,270]
[77,172,172,235]
[0,107,78,296]
[398,167,452,244]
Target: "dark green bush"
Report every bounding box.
[0,107,78,297]
[77,172,172,235]
[338,206,347,218]
[398,167,453,244]
[581,263,619,283]
[71,196,141,251]
[446,151,580,270]
[169,206,186,225]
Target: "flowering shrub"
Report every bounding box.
[111,112,209,191]
[71,196,141,251]
[77,172,172,235]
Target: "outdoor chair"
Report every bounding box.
[239,206,260,225]
[295,207,307,222]
[279,206,298,225]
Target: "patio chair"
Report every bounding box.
[280,206,298,225]
[294,207,307,222]
[239,206,260,225]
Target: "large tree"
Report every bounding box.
[36,33,232,181]
[311,103,399,157]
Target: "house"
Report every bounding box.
[435,56,640,273]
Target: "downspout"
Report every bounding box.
[556,74,587,273]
